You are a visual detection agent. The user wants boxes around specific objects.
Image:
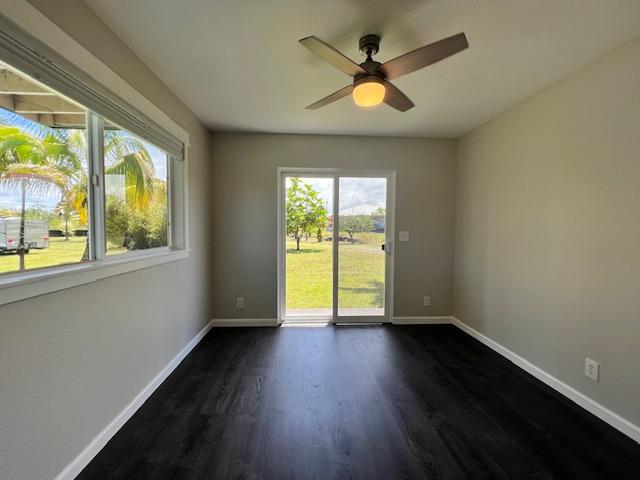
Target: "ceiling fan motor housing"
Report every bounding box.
[359,34,380,56]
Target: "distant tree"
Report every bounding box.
[371,207,385,222]
[340,214,374,242]
[371,207,386,232]
[286,178,327,251]
[56,195,75,240]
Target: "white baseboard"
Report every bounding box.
[392,316,452,325]
[212,318,279,327]
[451,317,640,444]
[212,317,452,327]
[54,319,215,480]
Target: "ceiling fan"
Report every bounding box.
[299,32,468,112]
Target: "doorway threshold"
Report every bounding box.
[335,322,383,326]
[280,322,331,328]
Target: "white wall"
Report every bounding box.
[210,133,457,319]
[454,36,640,426]
[0,2,212,479]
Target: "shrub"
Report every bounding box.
[105,193,167,250]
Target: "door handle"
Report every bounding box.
[382,242,392,255]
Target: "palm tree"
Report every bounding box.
[0,163,68,270]
[0,111,158,269]
[0,125,67,167]
[103,131,156,211]
[63,129,157,258]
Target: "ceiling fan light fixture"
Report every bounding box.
[352,76,385,107]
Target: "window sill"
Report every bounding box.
[0,248,190,307]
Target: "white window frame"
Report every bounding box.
[91,114,183,260]
[0,3,190,306]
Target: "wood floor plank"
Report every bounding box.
[77,325,640,479]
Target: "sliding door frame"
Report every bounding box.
[277,167,396,324]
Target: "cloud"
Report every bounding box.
[339,178,386,214]
[287,176,387,215]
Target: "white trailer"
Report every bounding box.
[0,217,50,252]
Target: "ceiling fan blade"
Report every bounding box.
[299,36,367,77]
[306,85,354,110]
[383,81,414,112]
[381,33,468,80]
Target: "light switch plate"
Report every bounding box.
[585,358,599,382]
[399,231,410,242]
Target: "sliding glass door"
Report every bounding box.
[283,175,334,318]
[279,170,394,323]
[336,177,388,320]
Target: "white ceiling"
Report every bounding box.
[84,0,640,138]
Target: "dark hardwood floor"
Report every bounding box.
[78,325,640,479]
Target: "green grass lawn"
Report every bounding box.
[0,236,127,274]
[286,232,385,310]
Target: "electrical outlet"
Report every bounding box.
[585,358,599,382]
[423,296,431,307]
[236,297,245,309]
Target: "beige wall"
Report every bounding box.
[0,2,212,479]
[211,133,457,319]
[454,37,640,425]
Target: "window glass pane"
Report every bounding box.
[104,125,168,254]
[0,62,89,275]
[284,176,333,317]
